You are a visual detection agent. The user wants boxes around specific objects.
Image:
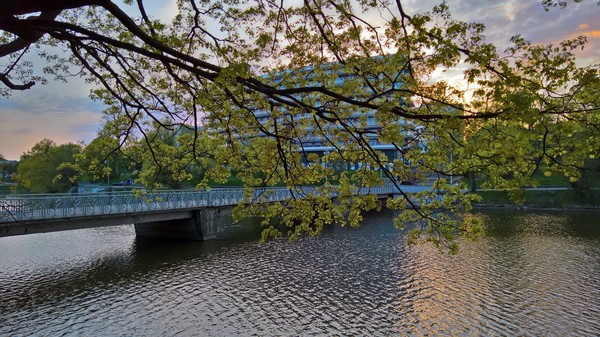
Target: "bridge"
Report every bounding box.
[0,185,428,240]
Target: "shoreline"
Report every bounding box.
[473,204,600,212]
[473,188,599,211]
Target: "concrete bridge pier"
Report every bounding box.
[134,208,220,240]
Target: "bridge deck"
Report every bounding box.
[0,186,422,224]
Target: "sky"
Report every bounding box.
[0,0,598,160]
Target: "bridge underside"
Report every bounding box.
[134,208,219,240]
[0,208,220,240]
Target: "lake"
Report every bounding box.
[1,209,599,336]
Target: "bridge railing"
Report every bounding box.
[0,185,400,223]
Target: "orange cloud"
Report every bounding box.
[585,30,600,38]
[571,29,600,40]
[578,23,590,30]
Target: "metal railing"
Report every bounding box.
[0,185,403,223]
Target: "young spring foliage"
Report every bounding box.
[1,0,599,250]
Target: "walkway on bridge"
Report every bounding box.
[0,186,426,223]
[0,186,431,239]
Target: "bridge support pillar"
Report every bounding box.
[134,208,220,240]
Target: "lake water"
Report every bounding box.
[1,209,599,336]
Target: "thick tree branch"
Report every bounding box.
[0,74,34,90]
[0,10,62,57]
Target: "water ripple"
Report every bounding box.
[1,210,599,336]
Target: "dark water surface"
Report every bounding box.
[1,210,599,336]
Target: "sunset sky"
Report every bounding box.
[0,0,598,160]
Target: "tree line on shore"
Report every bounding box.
[3,122,215,193]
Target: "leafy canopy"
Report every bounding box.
[1,0,599,249]
[16,138,82,193]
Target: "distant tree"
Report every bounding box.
[0,161,17,181]
[133,122,216,189]
[75,135,131,184]
[0,152,14,183]
[16,139,82,193]
[570,158,600,203]
[1,0,599,249]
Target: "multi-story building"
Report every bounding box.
[209,58,425,169]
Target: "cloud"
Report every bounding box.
[0,79,104,160]
[583,30,600,38]
[0,108,102,160]
[6,92,99,115]
[10,128,31,135]
[405,0,600,65]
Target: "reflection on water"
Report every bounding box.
[0,210,599,336]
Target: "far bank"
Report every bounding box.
[473,188,600,210]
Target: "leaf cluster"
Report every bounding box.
[1,0,599,251]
